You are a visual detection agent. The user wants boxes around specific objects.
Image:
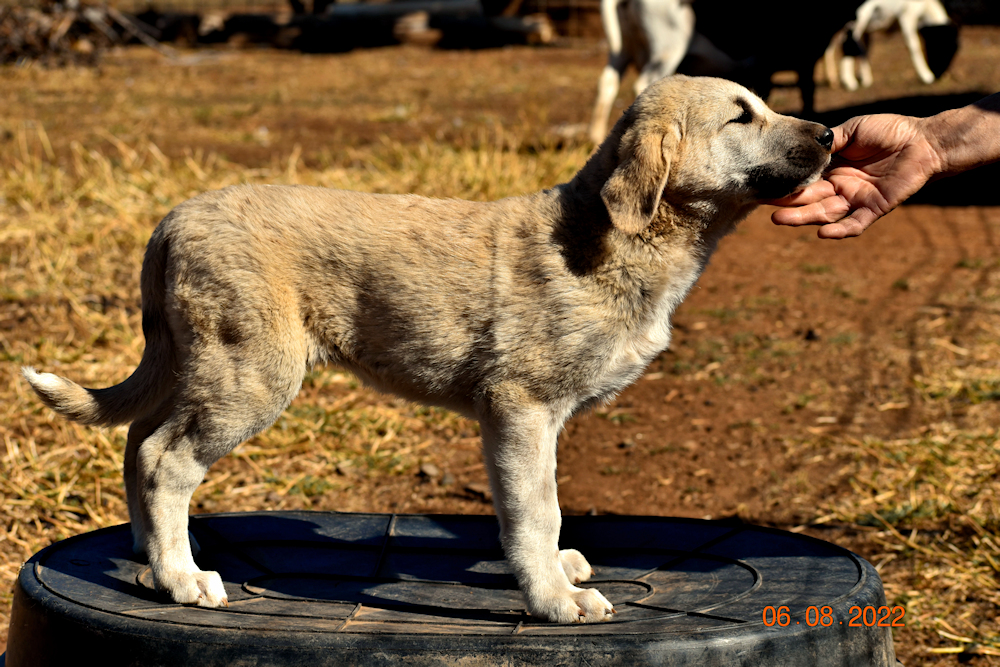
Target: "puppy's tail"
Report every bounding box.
[22,224,175,427]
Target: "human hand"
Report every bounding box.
[768,114,943,238]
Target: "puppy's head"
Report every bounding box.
[599,75,832,235]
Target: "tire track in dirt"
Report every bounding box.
[892,207,963,431]
[897,207,1000,430]
[944,207,1000,343]
[833,207,940,433]
[833,205,1000,434]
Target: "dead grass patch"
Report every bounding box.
[803,426,1000,657]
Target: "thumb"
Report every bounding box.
[829,123,853,155]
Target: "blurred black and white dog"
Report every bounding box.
[827,0,959,91]
[588,0,862,143]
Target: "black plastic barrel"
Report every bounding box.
[5,512,896,666]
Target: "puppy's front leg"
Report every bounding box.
[480,402,614,623]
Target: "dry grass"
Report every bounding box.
[799,427,1000,658]
[3,39,1000,664]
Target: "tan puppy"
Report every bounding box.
[24,76,832,623]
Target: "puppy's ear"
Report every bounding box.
[600,127,672,236]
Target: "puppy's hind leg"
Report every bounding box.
[480,399,612,623]
[125,401,204,561]
[137,341,307,607]
[135,418,230,607]
[124,402,171,557]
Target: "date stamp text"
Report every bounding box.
[762,605,906,627]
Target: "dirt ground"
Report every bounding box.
[3,21,1000,665]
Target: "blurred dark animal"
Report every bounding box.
[133,10,201,47]
[824,0,958,91]
[288,0,335,14]
[589,0,864,143]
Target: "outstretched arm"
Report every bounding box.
[769,93,1000,239]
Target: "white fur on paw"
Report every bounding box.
[559,549,594,584]
[572,587,614,623]
[192,571,228,607]
[529,586,614,623]
[157,569,229,608]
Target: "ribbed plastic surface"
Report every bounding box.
[6,512,896,666]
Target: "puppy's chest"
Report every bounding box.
[616,294,676,366]
[592,272,694,393]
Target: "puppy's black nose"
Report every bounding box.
[816,127,834,151]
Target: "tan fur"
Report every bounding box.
[23,76,832,622]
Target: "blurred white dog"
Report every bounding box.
[826,0,956,91]
[587,0,737,144]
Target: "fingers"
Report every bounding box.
[772,203,879,238]
[770,194,851,227]
[764,180,837,207]
[770,188,883,239]
[815,210,879,239]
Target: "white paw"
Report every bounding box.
[529,586,615,623]
[559,549,594,584]
[157,569,229,607]
[572,586,615,623]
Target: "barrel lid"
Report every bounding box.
[7,512,897,666]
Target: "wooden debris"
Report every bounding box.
[0,0,558,64]
[0,1,160,66]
